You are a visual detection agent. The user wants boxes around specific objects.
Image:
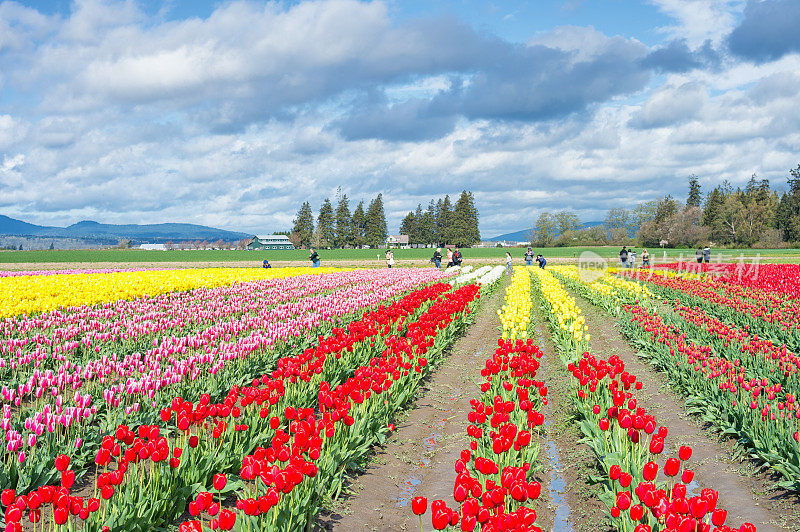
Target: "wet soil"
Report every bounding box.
[318,280,562,531]
[567,287,800,532]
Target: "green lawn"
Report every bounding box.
[1,246,798,263]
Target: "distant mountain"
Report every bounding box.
[0,215,252,243]
[487,221,603,242]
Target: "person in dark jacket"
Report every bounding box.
[619,246,628,268]
[524,247,534,266]
[309,248,320,268]
[536,254,546,269]
[262,259,271,268]
[453,248,463,266]
[695,247,703,264]
[431,248,442,268]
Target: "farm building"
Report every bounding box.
[385,235,410,249]
[247,235,295,250]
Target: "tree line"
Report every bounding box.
[399,191,480,248]
[530,163,800,248]
[290,190,480,249]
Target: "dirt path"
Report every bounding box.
[318,281,559,531]
[568,287,797,531]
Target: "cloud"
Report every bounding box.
[337,26,652,141]
[650,0,744,47]
[629,82,707,129]
[727,0,800,62]
[1,0,799,237]
[640,39,720,73]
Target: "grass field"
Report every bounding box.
[1,246,798,264]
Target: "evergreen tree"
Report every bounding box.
[411,204,424,244]
[436,195,453,245]
[292,202,315,248]
[702,187,724,228]
[351,201,366,248]
[317,198,335,248]
[333,190,353,248]
[451,191,481,246]
[399,211,416,241]
[365,194,387,248]
[687,175,702,207]
[418,201,436,246]
[778,164,800,241]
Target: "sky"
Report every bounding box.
[1,1,799,238]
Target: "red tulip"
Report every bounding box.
[61,470,75,489]
[54,506,69,525]
[219,509,236,531]
[615,491,631,511]
[411,496,427,515]
[54,454,70,472]
[678,445,692,461]
[664,457,680,477]
[213,474,227,491]
[712,509,727,526]
[1,489,16,506]
[642,461,658,481]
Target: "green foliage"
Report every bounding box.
[687,174,702,207]
[316,198,335,248]
[292,202,314,248]
[334,190,353,248]
[364,193,387,248]
[351,201,366,248]
[451,190,481,247]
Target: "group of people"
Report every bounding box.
[618,246,649,268]
[504,248,546,275]
[429,247,463,269]
[695,245,712,263]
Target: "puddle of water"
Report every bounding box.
[543,419,577,532]
[396,416,453,507]
[537,324,576,532]
[396,430,442,507]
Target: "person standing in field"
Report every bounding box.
[695,247,703,264]
[453,247,463,266]
[505,251,513,275]
[446,248,454,268]
[432,247,442,268]
[524,247,534,266]
[619,246,628,268]
[703,245,711,263]
[629,249,637,267]
[385,249,395,268]
[641,249,650,267]
[309,248,320,268]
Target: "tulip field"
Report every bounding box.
[1,262,798,531]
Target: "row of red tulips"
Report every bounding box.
[411,337,548,531]
[533,269,755,531]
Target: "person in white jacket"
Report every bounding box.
[385,249,395,268]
